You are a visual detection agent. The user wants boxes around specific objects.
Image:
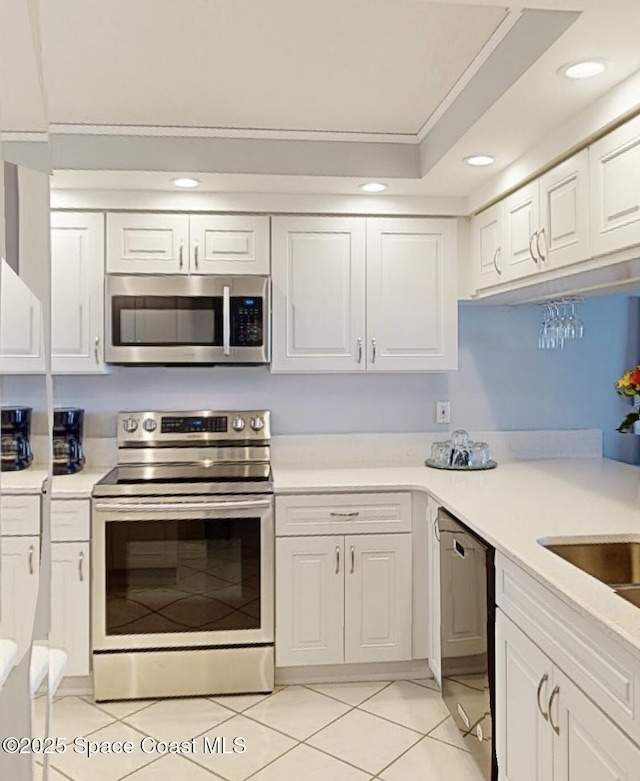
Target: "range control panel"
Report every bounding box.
[118,410,271,444]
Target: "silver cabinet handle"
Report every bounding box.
[335,546,340,574]
[350,545,355,574]
[434,517,441,542]
[548,685,560,736]
[222,285,231,356]
[357,337,363,364]
[194,240,199,270]
[536,673,549,721]
[371,338,377,363]
[529,232,539,264]
[330,511,360,518]
[28,545,34,575]
[94,335,101,364]
[493,247,502,276]
[179,240,184,269]
[79,550,84,582]
[536,228,547,263]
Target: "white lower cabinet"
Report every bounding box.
[497,609,640,781]
[344,533,412,663]
[50,542,90,676]
[426,497,441,686]
[276,536,344,667]
[0,536,40,659]
[276,532,412,667]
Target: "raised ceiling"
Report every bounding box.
[38,0,506,134]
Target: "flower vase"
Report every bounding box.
[634,396,640,434]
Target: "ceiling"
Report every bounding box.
[38,0,506,135]
[9,0,640,201]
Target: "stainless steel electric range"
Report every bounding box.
[91,410,274,701]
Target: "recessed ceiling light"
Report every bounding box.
[360,182,387,193]
[562,60,606,80]
[171,177,200,188]
[464,155,495,167]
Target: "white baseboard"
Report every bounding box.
[276,659,432,686]
[55,675,92,697]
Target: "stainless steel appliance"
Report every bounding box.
[105,275,270,365]
[1,406,33,471]
[91,409,274,701]
[438,508,497,781]
[53,408,86,475]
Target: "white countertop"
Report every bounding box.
[1,466,112,498]
[274,459,640,662]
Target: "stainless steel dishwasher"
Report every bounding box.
[438,508,497,781]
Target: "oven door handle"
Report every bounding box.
[223,285,231,356]
[94,499,272,513]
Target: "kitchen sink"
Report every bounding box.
[543,541,640,587]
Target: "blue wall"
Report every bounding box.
[5,292,638,462]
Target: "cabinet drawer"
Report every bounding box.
[51,500,90,542]
[0,495,40,536]
[496,552,640,743]
[276,492,411,536]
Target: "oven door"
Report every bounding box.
[105,274,269,364]
[92,495,274,651]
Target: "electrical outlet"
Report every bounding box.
[436,402,450,424]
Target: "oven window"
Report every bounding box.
[111,296,222,346]
[105,518,261,635]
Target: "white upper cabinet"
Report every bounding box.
[590,114,640,257]
[107,213,189,274]
[471,203,503,290]
[271,216,367,372]
[271,216,457,373]
[189,215,270,275]
[502,181,541,282]
[0,261,44,373]
[538,150,590,271]
[107,213,269,275]
[51,212,106,373]
[344,533,412,664]
[366,218,457,372]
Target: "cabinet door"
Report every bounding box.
[539,151,590,270]
[0,260,44,374]
[503,182,541,282]
[472,203,504,290]
[344,533,412,664]
[553,666,640,781]
[496,611,554,781]
[50,543,90,676]
[51,212,106,373]
[366,218,457,371]
[275,536,344,667]
[106,213,189,274]
[0,536,39,660]
[271,217,366,372]
[427,497,441,686]
[590,115,640,257]
[189,215,270,275]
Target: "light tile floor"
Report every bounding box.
[32,680,485,781]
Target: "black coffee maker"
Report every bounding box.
[1,407,34,471]
[53,408,86,475]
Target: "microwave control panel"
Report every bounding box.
[231,297,263,346]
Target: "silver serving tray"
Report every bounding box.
[425,459,498,471]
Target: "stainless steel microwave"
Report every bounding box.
[105,275,270,365]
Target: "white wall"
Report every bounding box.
[4,293,638,462]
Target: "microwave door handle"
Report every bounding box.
[223,285,231,356]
